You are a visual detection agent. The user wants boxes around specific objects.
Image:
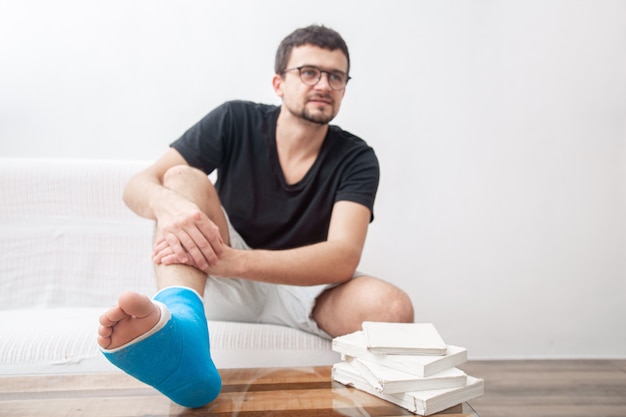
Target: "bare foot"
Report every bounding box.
[98,291,161,349]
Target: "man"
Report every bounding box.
[97,25,414,408]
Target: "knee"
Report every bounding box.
[313,277,414,337]
[162,165,217,199]
[163,165,207,186]
[377,283,414,324]
[387,289,414,323]
[357,277,414,324]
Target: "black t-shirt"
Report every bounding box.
[171,100,379,250]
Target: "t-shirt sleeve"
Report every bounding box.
[170,102,233,174]
[335,147,380,222]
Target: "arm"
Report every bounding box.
[123,148,189,220]
[124,148,225,267]
[158,199,372,286]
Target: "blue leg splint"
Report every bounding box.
[101,287,221,408]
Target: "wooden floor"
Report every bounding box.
[0,360,624,416]
[461,360,626,417]
[0,366,477,417]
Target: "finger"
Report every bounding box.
[152,246,170,261]
[161,253,204,272]
[160,254,187,266]
[180,240,212,272]
[162,232,189,264]
[177,217,224,267]
[158,227,210,269]
[165,224,214,271]
[152,239,169,256]
[194,221,225,258]
[152,246,174,264]
[184,227,220,267]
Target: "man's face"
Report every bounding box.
[274,44,349,125]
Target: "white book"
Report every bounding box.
[333,330,467,377]
[346,356,467,394]
[362,322,447,355]
[332,361,484,416]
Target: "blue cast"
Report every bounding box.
[102,287,222,408]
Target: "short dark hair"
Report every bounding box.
[275,25,350,75]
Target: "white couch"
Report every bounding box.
[0,158,338,375]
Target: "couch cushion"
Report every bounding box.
[0,308,337,375]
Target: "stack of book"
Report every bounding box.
[331,322,484,416]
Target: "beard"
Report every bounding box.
[287,94,338,125]
[300,106,335,125]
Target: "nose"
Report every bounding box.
[314,72,332,90]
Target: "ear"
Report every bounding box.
[272,74,284,97]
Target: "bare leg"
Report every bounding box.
[97,165,226,349]
[154,164,229,295]
[312,275,414,337]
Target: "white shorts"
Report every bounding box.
[202,213,348,339]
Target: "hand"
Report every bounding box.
[153,239,242,277]
[153,238,202,269]
[153,197,225,272]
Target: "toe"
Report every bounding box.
[118,291,158,319]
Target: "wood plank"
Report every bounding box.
[0,372,145,393]
[0,367,329,396]
[461,360,626,417]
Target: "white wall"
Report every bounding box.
[1,0,624,359]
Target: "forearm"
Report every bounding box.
[123,148,191,220]
[201,201,371,285]
[123,172,175,220]
[223,240,362,286]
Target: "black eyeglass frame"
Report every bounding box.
[283,65,351,90]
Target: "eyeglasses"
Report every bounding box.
[283,65,351,90]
